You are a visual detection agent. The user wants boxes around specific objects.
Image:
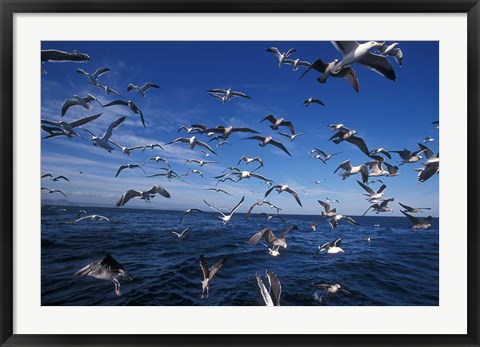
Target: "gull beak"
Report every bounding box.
[375,41,383,46]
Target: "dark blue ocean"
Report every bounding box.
[41,205,439,306]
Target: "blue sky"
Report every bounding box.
[41,41,439,216]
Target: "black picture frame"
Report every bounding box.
[1,1,478,346]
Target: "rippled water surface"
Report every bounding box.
[42,205,438,306]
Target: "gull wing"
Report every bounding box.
[250,172,271,182]
[357,52,396,81]
[268,138,292,156]
[334,160,352,173]
[209,93,224,100]
[229,195,245,215]
[61,98,78,117]
[69,113,102,128]
[398,202,413,211]
[41,119,60,127]
[115,165,128,177]
[102,99,129,108]
[380,198,394,208]
[318,200,332,213]
[279,225,298,239]
[418,163,439,182]
[266,47,281,57]
[331,238,342,248]
[401,210,420,225]
[231,127,258,134]
[418,143,435,160]
[285,187,302,207]
[54,175,69,181]
[259,114,277,125]
[377,184,387,194]
[203,199,223,215]
[280,120,295,134]
[231,91,251,99]
[256,273,274,306]
[335,66,360,92]
[102,116,126,140]
[285,48,296,57]
[142,82,160,91]
[116,189,142,207]
[208,256,226,280]
[199,255,209,280]
[179,228,190,237]
[423,216,433,224]
[196,140,217,155]
[357,180,375,195]
[148,185,171,198]
[165,137,190,145]
[52,189,67,198]
[266,270,282,306]
[345,136,370,156]
[244,135,266,142]
[92,67,110,79]
[207,89,227,94]
[300,59,329,79]
[342,216,359,226]
[328,218,337,229]
[331,41,359,55]
[248,228,273,245]
[264,185,278,199]
[74,259,103,277]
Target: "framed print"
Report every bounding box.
[1,1,479,346]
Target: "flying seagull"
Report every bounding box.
[203,195,245,225]
[334,160,368,184]
[41,187,67,198]
[303,97,325,107]
[115,164,146,177]
[279,132,304,142]
[208,88,251,103]
[81,116,126,152]
[284,58,311,71]
[116,185,170,206]
[260,115,295,134]
[171,228,190,239]
[362,198,395,216]
[61,94,101,117]
[74,254,133,297]
[243,136,291,156]
[127,82,160,97]
[300,58,359,92]
[310,148,342,162]
[357,180,387,202]
[265,185,302,207]
[238,156,264,167]
[166,136,217,155]
[391,145,426,165]
[102,100,146,127]
[266,47,296,67]
[369,147,392,159]
[71,214,110,223]
[313,282,352,296]
[202,125,259,140]
[76,67,110,85]
[144,156,171,167]
[318,200,337,218]
[331,41,396,81]
[95,84,122,97]
[179,208,204,224]
[108,140,144,156]
[248,226,297,257]
[199,255,226,299]
[203,188,231,195]
[256,270,282,306]
[401,211,433,230]
[314,238,344,256]
[327,214,359,229]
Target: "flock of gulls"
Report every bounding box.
[41,41,438,305]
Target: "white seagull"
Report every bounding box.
[61,94,101,117]
[165,136,217,155]
[266,47,296,67]
[199,255,226,299]
[74,255,132,297]
[331,41,396,81]
[171,228,190,239]
[127,82,160,97]
[203,195,245,225]
[300,58,359,92]
[76,67,110,85]
[314,238,344,256]
[81,116,126,153]
[334,160,369,184]
[265,185,302,207]
[207,88,251,103]
[116,185,170,206]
